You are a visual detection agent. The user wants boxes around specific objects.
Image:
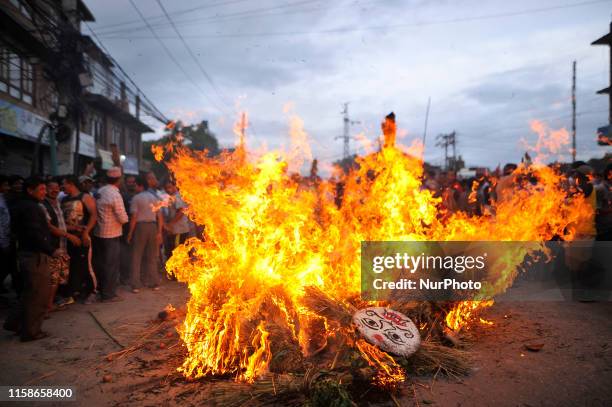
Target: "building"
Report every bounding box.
[76,35,153,176]
[592,21,612,146]
[0,0,154,177]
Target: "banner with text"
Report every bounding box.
[361,241,612,302]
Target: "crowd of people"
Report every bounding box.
[423,161,612,301]
[1,160,610,341]
[0,168,194,342]
[423,162,612,241]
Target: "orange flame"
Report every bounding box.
[355,339,406,386]
[161,111,593,383]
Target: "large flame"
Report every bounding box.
[162,112,593,383]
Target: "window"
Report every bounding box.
[2,49,35,105]
[9,53,20,99]
[0,47,8,92]
[91,114,105,146]
[111,122,122,146]
[22,60,33,104]
[81,112,89,132]
[127,131,139,155]
[120,127,126,152]
[132,132,139,155]
[126,132,133,154]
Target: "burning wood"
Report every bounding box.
[153,111,593,403]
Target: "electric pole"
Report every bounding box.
[450,131,456,169]
[422,97,431,159]
[572,60,577,162]
[436,133,449,170]
[342,103,349,159]
[239,112,247,148]
[436,131,457,171]
[335,103,360,160]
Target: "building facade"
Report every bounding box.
[0,0,153,177]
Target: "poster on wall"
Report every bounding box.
[98,149,114,170]
[76,132,96,157]
[122,155,139,175]
[0,100,50,144]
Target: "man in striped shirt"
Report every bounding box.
[93,167,128,302]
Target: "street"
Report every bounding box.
[1,280,610,406]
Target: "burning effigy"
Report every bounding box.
[152,111,593,405]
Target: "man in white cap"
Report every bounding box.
[93,167,128,302]
[78,175,95,196]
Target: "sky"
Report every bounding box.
[83,0,612,173]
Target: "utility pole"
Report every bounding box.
[436,131,457,171]
[436,133,449,170]
[572,60,577,162]
[342,103,349,159]
[422,97,431,159]
[335,103,360,160]
[450,131,456,170]
[239,112,247,148]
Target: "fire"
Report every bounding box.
[445,300,495,331]
[354,339,406,386]
[160,111,593,384]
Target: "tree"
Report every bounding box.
[141,120,221,180]
[182,120,219,156]
[142,136,171,179]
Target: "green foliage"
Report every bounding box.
[182,120,219,156]
[142,120,220,180]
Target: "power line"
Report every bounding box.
[155,0,231,109]
[93,0,254,32]
[85,24,169,123]
[127,0,229,116]
[99,0,612,40]
[96,0,326,37]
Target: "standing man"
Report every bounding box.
[163,179,190,256]
[3,177,59,341]
[61,175,98,303]
[0,175,11,292]
[6,175,24,206]
[562,164,597,301]
[40,179,78,310]
[145,171,167,277]
[124,174,137,196]
[78,175,95,196]
[119,174,137,286]
[93,167,128,302]
[145,172,160,195]
[595,163,612,241]
[127,176,163,292]
[5,175,23,294]
[495,163,518,204]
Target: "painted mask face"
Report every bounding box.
[353,307,421,356]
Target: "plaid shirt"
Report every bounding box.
[94,184,128,238]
